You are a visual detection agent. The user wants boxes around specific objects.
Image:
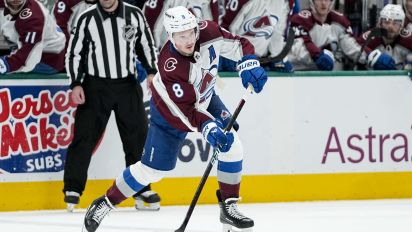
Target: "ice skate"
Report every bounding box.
[82,195,114,232]
[64,191,80,212]
[134,190,161,211]
[217,190,254,232]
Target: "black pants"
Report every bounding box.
[63,76,149,195]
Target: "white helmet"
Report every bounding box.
[379,4,405,26]
[309,0,335,14]
[164,6,198,34]
[4,0,27,15]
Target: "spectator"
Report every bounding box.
[63,0,160,212]
[219,0,299,72]
[0,0,66,74]
[359,4,410,70]
[288,0,382,71]
[143,0,219,50]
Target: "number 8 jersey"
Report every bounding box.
[151,20,255,132]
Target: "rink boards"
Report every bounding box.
[1,71,412,211]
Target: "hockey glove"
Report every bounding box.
[315,49,334,71]
[367,49,396,70]
[237,55,268,93]
[0,56,10,74]
[135,60,148,83]
[201,119,234,153]
[269,58,294,73]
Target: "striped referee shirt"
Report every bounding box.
[66,0,157,88]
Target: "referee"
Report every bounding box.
[63,0,160,211]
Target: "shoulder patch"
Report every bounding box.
[400,28,411,38]
[298,10,311,19]
[164,57,178,72]
[362,30,371,40]
[199,20,208,30]
[19,8,32,19]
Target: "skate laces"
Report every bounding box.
[91,198,114,224]
[224,198,247,220]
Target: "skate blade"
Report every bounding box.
[135,201,160,211]
[66,203,76,212]
[222,223,253,232]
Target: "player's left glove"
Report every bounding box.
[237,55,268,93]
[201,119,234,153]
[0,56,10,74]
[135,59,148,83]
[269,57,294,73]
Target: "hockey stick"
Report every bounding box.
[259,26,295,64]
[175,85,254,232]
[350,27,387,70]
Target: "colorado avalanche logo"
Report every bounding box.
[122,25,136,42]
[220,110,230,120]
[19,8,32,19]
[164,58,178,72]
[243,15,278,39]
[198,67,216,103]
[400,28,411,38]
[199,20,208,30]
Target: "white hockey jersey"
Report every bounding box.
[288,9,362,70]
[143,0,219,50]
[359,28,412,69]
[220,0,295,58]
[1,0,66,72]
[52,0,94,42]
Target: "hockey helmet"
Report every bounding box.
[379,4,405,26]
[163,6,199,46]
[4,0,27,14]
[309,0,335,14]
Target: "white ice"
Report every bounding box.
[0,199,411,232]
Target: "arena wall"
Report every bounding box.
[1,71,411,211]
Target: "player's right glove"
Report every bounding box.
[367,49,396,70]
[201,119,234,153]
[0,56,10,74]
[237,55,268,93]
[314,49,334,71]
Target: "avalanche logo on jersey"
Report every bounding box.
[197,65,217,103]
[243,14,279,39]
[164,58,178,72]
[19,8,32,19]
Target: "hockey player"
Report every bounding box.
[219,0,300,72]
[82,5,267,232]
[288,0,395,71]
[0,0,66,74]
[52,0,96,47]
[143,0,219,50]
[359,4,412,70]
